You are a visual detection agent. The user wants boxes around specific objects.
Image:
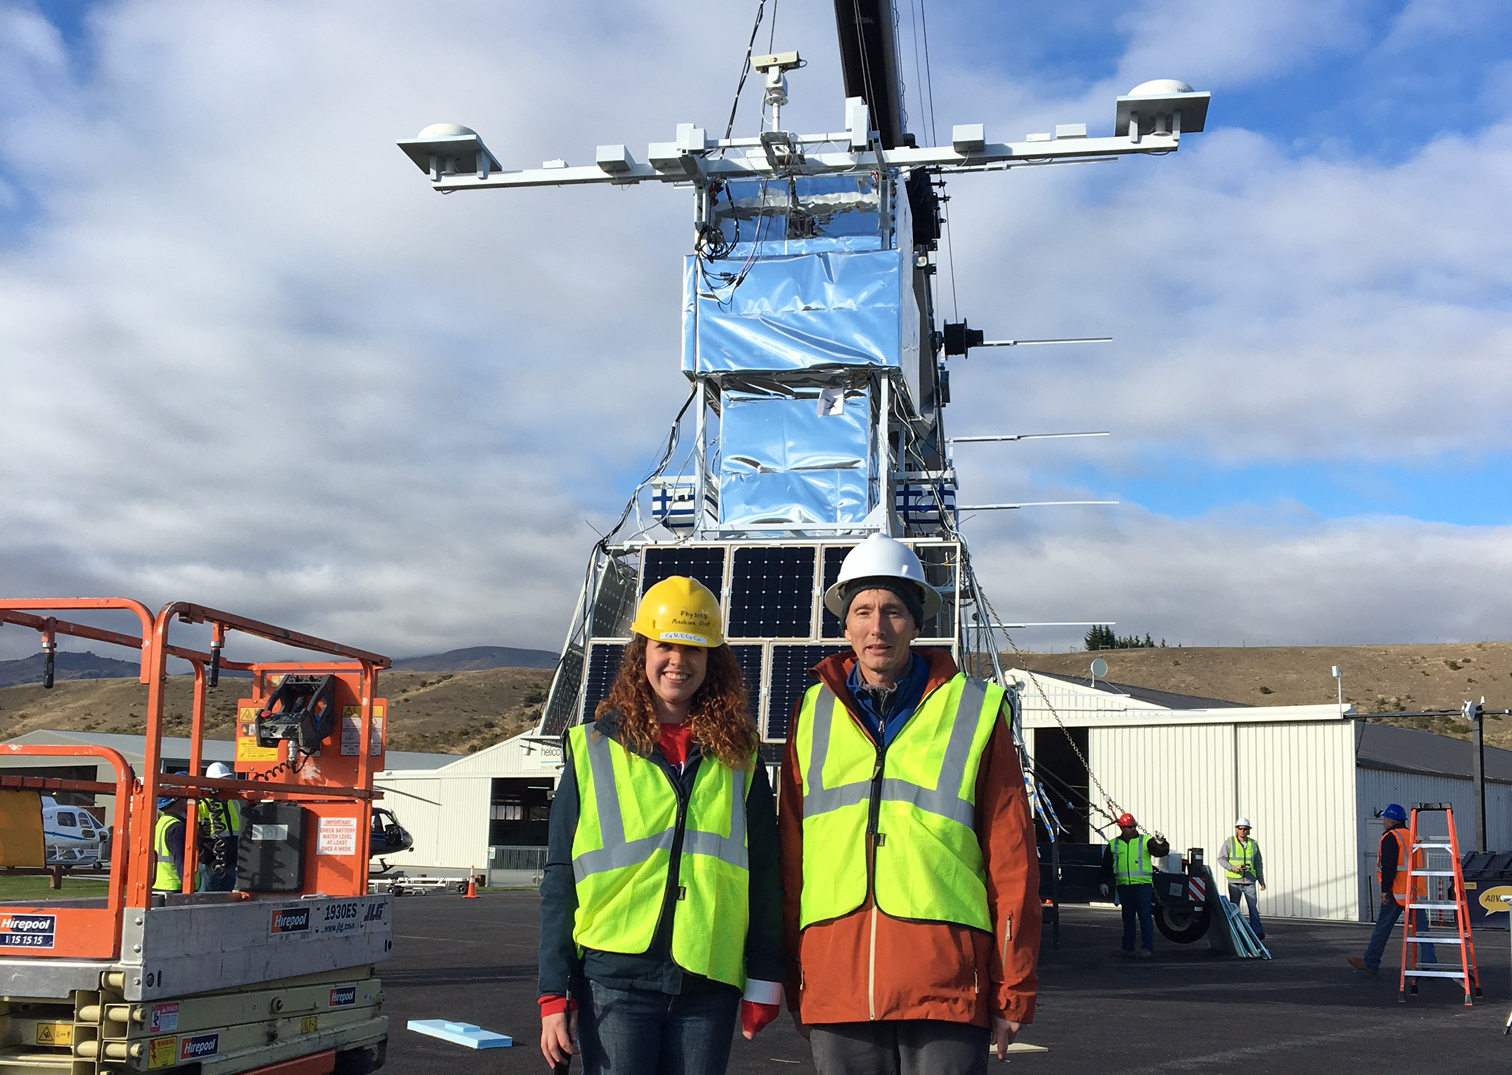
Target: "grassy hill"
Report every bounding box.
[3,642,1508,754]
[1004,641,1512,750]
[0,668,554,755]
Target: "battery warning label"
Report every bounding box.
[147,1037,177,1069]
[0,913,56,949]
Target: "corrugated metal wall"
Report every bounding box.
[1355,764,1512,919]
[1077,721,1362,922]
[376,773,492,871]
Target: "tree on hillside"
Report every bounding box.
[1085,626,1160,651]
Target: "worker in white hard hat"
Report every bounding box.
[778,533,1041,1073]
[538,576,784,1075]
[197,761,242,891]
[1217,816,1266,940]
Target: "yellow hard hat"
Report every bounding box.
[630,576,725,647]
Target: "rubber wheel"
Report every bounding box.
[1154,902,1212,944]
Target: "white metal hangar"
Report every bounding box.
[1014,669,1512,924]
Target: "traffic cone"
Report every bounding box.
[464,871,479,899]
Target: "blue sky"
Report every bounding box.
[1,0,1509,661]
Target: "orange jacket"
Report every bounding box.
[778,647,1041,1027]
[1379,826,1419,907]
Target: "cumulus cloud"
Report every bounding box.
[0,1,1506,668]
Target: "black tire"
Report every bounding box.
[1154,901,1211,944]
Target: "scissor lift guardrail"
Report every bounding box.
[0,598,394,1075]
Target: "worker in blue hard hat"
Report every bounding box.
[152,795,195,894]
[537,577,784,1075]
[1348,804,1436,975]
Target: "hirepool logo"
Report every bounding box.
[178,1034,219,1061]
[0,914,56,949]
[328,986,358,1008]
[270,907,311,934]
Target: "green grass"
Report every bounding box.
[0,874,111,900]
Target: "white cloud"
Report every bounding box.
[0,1,1507,669]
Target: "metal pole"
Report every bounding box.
[1472,709,1486,853]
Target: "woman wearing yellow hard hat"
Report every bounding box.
[539,576,783,1075]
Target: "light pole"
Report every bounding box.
[1332,665,1343,717]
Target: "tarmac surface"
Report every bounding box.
[378,891,1512,1074]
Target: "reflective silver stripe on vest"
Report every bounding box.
[803,677,990,827]
[1115,838,1151,881]
[573,732,747,881]
[681,767,749,870]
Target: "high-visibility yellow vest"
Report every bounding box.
[153,814,193,892]
[793,673,1002,931]
[198,798,241,839]
[1110,835,1154,887]
[1225,836,1256,880]
[568,723,755,988]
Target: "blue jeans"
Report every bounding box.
[1228,881,1263,936]
[1119,884,1154,952]
[579,979,738,1075]
[1362,900,1438,972]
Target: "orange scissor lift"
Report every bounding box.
[0,599,393,1075]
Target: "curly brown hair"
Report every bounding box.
[594,635,758,770]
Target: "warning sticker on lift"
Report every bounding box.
[148,1037,177,1069]
[236,705,279,763]
[35,1022,72,1047]
[340,704,386,756]
[0,913,56,949]
[149,1003,179,1032]
[317,816,358,856]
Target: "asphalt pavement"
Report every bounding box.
[378,891,1512,1074]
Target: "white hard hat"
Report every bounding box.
[823,533,942,619]
[206,762,234,779]
[1235,816,1252,828]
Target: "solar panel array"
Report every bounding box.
[561,540,959,741]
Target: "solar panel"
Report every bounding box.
[765,643,847,741]
[540,644,584,737]
[728,546,817,639]
[590,557,639,639]
[641,547,727,596]
[583,642,627,724]
[731,643,764,725]
[819,545,851,638]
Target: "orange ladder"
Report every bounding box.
[1399,803,1481,1005]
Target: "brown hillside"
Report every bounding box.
[0,668,554,756]
[1005,643,1512,750]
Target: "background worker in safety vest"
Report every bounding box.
[1099,813,1167,958]
[197,761,242,892]
[1348,803,1437,975]
[778,534,1041,1074]
[1217,816,1266,939]
[152,796,194,893]
[538,577,784,1075]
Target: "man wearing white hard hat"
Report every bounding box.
[1217,816,1266,939]
[778,534,1041,1074]
[197,761,242,892]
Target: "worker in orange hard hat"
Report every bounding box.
[1100,812,1168,959]
[538,577,784,1075]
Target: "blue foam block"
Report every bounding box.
[406,1019,513,1049]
